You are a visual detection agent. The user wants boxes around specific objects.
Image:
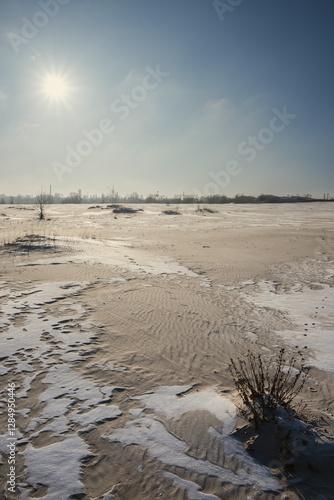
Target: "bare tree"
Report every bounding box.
[35,190,49,220]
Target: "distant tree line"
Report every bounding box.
[0,190,333,205]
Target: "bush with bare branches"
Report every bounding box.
[35,191,49,220]
[229,348,308,429]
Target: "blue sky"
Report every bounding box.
[0,0,333,197]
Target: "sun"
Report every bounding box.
[42,74,70,101]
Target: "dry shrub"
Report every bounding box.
[229,348,308,429]
[35,191,49,220]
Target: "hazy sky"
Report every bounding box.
[1,0,333,197]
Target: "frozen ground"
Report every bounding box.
[0,203,333,499]
[243,278,334,373]
[0,281,281,498]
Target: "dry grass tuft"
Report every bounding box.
[229,348,309,429]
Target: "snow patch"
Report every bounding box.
[136,386,237,436]
[108,386,281,491]
[21,433,90,500]
[159,471,220,499]
[244,283,334,372]
[70,405,122,428]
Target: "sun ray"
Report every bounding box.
[42,73,70,102]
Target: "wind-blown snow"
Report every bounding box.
[17,253,198,277]
[108,386,281,492]
[70,405,122,427]
[244,282,334,372]
[0,281,123,499]
[21,434,91,500]
[136,386,237,436]
[159,471,221,500]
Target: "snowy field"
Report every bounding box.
[0,203,333,499]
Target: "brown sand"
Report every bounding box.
[0,203,333,499]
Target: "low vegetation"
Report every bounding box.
[196,205,217,213]
[162,209,181,215]
[35,191,49,220]
[2,234,57,253]
[110,205,143,214]
[229,348,308,430]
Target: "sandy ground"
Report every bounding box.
[0,202,333,500]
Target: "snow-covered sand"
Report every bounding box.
[0,203,333,499]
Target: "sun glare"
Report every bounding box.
[42,74,70,101]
